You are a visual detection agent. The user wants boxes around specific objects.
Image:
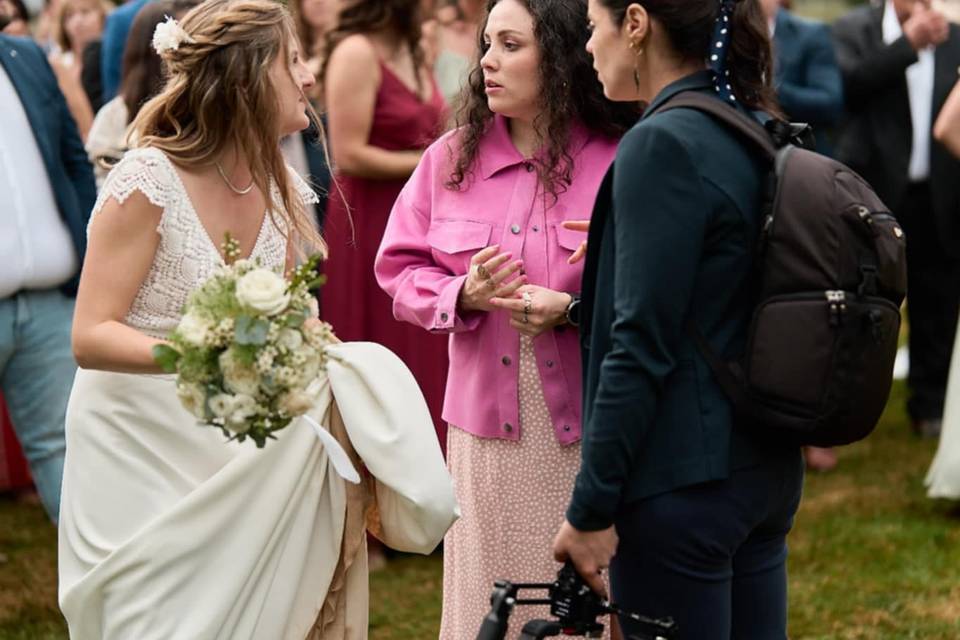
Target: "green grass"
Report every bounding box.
[1,382,959,639]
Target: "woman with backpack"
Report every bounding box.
[552,0,804,637]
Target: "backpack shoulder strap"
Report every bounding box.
[650,92,778,161]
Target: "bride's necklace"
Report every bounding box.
[215,162,254,196]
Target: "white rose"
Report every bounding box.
[308,297,319,319]
[177,311,213,347]
[219,350,261,396]
[208,393,236,418]
[225,394,258,433]
[279,390,315,416]
[277,328,304,351]
[176,383,207,419]
[235,268,290,316]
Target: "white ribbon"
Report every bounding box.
[302,415,361,484]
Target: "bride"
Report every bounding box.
[58,1,458,638]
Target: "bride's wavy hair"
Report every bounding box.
[131,0,326,256]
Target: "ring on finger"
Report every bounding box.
[476,264,490,280]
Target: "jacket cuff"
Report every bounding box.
[432,274,483,333]
[566,490,616,532]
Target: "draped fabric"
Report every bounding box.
[59,342,458,639]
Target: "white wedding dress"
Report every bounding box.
[58,147,459,639]
[926,322,960,499]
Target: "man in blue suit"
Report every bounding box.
[763,0,844,155]
[0,33,96,522]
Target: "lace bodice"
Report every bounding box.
[90,147,318,339]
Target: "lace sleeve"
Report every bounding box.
[287,165,321,207]
[89,147,178,235]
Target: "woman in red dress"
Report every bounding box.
[321,0,450,449]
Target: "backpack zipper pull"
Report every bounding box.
[826,290,846,326]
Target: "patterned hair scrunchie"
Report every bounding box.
[708,0,737,102]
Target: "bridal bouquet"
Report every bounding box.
[153,236,334,448]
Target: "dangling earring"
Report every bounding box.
[630,39,644,95]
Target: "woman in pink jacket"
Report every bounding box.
[375,0,637,635]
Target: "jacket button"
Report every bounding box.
[563,425,571,432]
[532,225,539,232]
[440,312,449,322]
[510,224,521,234]
[503,423,513,432]
[502,356,511,365]
[524,162,534,172]
[546,360,554,368]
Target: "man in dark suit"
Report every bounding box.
[763,0,844,156]
[834,0,960,438]
[0,33,96,522]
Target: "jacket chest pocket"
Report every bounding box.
[545,222,587,290]
[426,219,494,273]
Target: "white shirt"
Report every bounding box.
[884,0,935,181]
[0,63,79,299]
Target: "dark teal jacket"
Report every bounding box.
[0,35,96,296]
[568,71,799,531]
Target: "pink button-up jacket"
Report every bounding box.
[375,115,617,444]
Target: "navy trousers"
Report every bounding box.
[610,453,804,640]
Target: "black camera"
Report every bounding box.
[475,561,678,640]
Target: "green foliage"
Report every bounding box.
[152,344,181,373]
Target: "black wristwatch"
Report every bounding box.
[564,294,582,327]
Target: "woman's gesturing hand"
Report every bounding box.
[561,220,590,264]
[490,284,572,338]
[459,245,527,313]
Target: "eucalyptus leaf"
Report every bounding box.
[235,315,269,345]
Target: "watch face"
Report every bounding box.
[567,298,581,327]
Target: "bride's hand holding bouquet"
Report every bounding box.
[153,234,334,448]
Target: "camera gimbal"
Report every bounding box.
[475,561,678,640]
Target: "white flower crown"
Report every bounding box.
[152,16,195,55]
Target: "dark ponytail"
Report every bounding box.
[597,0,781,115]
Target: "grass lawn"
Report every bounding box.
[1,381,959,639]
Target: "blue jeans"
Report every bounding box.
[0,289,75,522]
[610,452,804,640]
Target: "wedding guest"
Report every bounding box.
[760,0,843,155]
[927,74,960,498]
[376,0,637,635]
[429,0,484,113]
[553,1,804,637]
[0,0,30,35]
[287,0,333,226]
[320,0,450,449]
[834,0,960,439]
[100,0,150,100]
[0,31,96,523]
[48,0,108,139]
[85,0,196,187]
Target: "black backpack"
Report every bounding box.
[655,92,907,447]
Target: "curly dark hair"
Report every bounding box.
[448,0,640,201]
[320,0,426,96]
